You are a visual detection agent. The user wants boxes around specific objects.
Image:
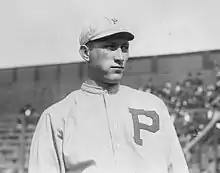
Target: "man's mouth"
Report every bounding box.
[111,66,124,69]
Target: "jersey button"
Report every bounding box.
[116,143,120,148]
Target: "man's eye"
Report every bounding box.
[105,44,118,51]
[121,45,129,52]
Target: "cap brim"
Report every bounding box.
[90,28,134,42]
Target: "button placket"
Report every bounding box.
[112,123,120,149]
[103,92,118,168]
[116,143,120,148]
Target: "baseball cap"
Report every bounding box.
[79,16,134,46]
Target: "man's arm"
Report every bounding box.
[160,101,190,173]
[28,112,62,173]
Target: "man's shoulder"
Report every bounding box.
[120,85,168,117]
[121,85,170,128]
[43,89,82,119]
[120,85,164,104]
[35,89,82,132]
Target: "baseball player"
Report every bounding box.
[28,16,189,173]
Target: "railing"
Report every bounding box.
[173,108,220,173]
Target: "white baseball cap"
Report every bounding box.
[79,16,134,46]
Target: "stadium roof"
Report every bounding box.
[0,0,220,69]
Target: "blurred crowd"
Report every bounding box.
[139,71,220,172]
[140,71,220,132]
[140,71,220,111]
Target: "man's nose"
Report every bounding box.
[114,48,124,64]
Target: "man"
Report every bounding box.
[28,16,189,173]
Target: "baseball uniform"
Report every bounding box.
[28,82,189,173]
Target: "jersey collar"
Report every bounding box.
[81,81,120,94]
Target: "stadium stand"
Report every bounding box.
[0,110,38,173]
[139,71,220,173]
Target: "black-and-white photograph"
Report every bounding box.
[0,0,220,173]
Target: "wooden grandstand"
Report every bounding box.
[0,114,36,173]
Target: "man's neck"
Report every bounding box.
[85,79,120,93]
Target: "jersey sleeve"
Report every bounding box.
[159,100,190,173]
[28,111,62,173]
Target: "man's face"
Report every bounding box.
[88,37,130,84]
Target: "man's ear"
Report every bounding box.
[79,45,90,62]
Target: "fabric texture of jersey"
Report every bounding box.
[28,83,189,173]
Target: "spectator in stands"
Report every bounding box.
[195,72,203,86]
[183,72,193,87]
[174,82,182,95]
[18,104,40,128]
[206,71,220,109]
[215,71,220,93]
[139,77,154,93]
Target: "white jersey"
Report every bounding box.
[28,83,189,173]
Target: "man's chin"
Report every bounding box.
[106,76,122,83]
[102,79,120,87]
